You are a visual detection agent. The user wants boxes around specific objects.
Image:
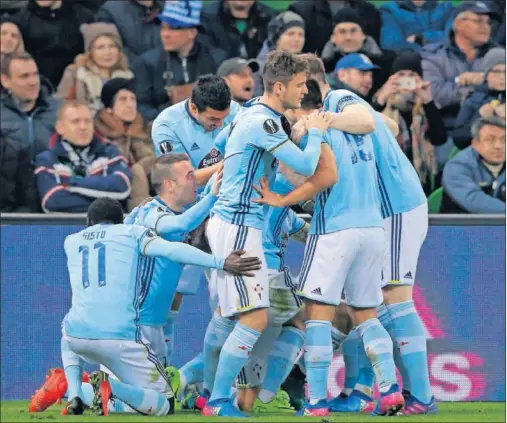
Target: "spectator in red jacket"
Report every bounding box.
[34,101,132,213]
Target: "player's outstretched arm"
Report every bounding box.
[143,237,262,276]
[253,143,337,207]
[377,113,400,136]
[328,104,376,134]
[195,162,222,187]
[156,166,223,234]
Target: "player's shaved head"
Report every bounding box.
[87,198,124,226]
[263,50,309,93]
[150,153,191,194]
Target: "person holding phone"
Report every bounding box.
[372,50,448,194]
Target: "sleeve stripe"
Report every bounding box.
[142,236,158,255]
[268,138,290,154]
[41,185,66,212]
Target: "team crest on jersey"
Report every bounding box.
[263,119,279,134]
[159,141,173,154]
[198,147,223,168]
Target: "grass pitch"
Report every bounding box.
[1,401,505,422]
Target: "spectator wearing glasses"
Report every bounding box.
[442,117,505,214]
[379,0,455,52]
[452,47,506,150]
[421,1,498,131]
[133,0,227,121]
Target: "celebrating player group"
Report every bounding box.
[29,50,435,418]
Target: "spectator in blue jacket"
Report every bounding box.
[421,1,498,130]
[380,0,455,52]
[452,47,506,149]
[34,101,132,213]
[442,117,505,214]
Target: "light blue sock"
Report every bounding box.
[341,329,360,396]
[304,320,333,405]
[355,337,375,398]
[164,310,178,366]
[357,318,397,394]
[259,326,305,402]
[64,366,84,401]
[378,303,410,392]
[209,323,260,402]
[180,352,204,389]
[203,312,236,394]
[387,301,432,403]
[109,379,170,416]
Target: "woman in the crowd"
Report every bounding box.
[56,22,134,116]
[0,16,24,61]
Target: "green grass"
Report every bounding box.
[1,401,505,422]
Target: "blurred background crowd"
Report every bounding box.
[0,0,505,215]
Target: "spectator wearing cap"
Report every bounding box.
[95,78,155,210]
[289,0,381,56]
[217,58,258,104]
[253,11,305,96]
[133,0,227,122]
[380,0,455,53]
[0,16,25,63]
[15,0,95,89]
[442,117,506,214]
[56,23,134,117]
[96,0,163,65]
[200,0,276,60]
[421,1,498,131]
[330,53,378,100]
[452,48,506,150]
[321,7,396,96]
[373,51,447,193]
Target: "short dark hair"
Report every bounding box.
[0,51,35,77]
[298,53,326,85]
[87,198,124,226]
[190,74,231,112]
[263,50,309,93]
[301,78,323,110]
[150,153,190,193]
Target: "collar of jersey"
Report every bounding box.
[155,196,181,215]
[247,101,282,117]
[185,99,203,130]
[323,89,332,106]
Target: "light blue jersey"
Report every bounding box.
[311,129,383,235]
[124,194,216,326]
[323,89,427,217]
[63,223,155,340]
[263,173,306,271]
[151,99,240,171]
[212,102,323,230]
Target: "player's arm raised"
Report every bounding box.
[142,231,262,276]
[253,142,337,207]
[263,112,332,177]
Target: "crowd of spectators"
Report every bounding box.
[0,0,505,215]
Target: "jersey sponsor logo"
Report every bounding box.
[198,147,223,168]
[190,142,200,151]
[404,271,413,279]
[159,141,173,154]
[263,119,279,134]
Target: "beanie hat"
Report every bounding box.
[391,50,423,76]
[101,78,134,109]
[333,7,364,31]
[159,0,202,28]
[80,23,122,53]
[482,47,506,75]
[267,11,305,48]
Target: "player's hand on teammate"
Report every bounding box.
[252,177,285,208]
[291,118,307,143]
[303,110,333,133]
[223,250,262,276]
[212,163,224,196]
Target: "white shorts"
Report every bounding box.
[206,216,270,318]
[62,331,173,400]
[382,202,428,288]
[298,228,385,308]
[139,325,167,368]
[268,269,303,326]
